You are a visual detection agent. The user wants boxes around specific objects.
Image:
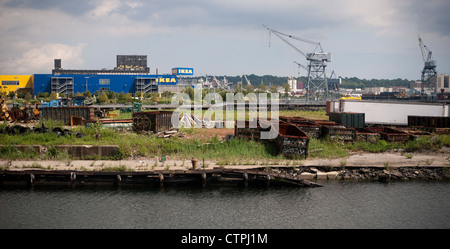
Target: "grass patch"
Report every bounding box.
[308,138,348,159]
[102,164,129,172]
[1,114,449,162]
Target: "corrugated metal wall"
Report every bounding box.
[39,107,94,125]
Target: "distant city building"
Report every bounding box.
[410,74,450,93]
[437,74,450,93]
[288,76,297,91]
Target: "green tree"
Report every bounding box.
[150,92,159,103]
[117,91,126,103]
[49,92,58,100]
[125,93,132,103]
[283,83,291,98]
[97,92,109,103]
[183,86,194,99]
[83,90,93,98]
[8,90,16,99]
[257,83,267,92]
[24,92,31,103]
[269,84,279,93]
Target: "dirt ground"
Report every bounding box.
[181,128,234,140]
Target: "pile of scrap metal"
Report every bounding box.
[178,113,204,127]
[177,112,220,128]
[155,129,181,138]
[0,96,39,123]
[0,123,85,138]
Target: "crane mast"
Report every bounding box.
[418,34,437,96]
[264,25,332,101]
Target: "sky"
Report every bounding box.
[0,0,449,81]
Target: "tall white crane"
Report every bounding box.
[418,33,437,96]
[264,24,331,101]
[243,74,251,86]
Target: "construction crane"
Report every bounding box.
[418,33,437,96]
[295,61,341,97]
[243,74,251,86]
[264,24,332,101]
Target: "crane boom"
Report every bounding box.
[243,74,251,86]
[294,61,308,71]
[418,33,436,70]
[264,25,309,59]
[263,24,332,101]
[263,24,322,50]
[418,33,432,63]
[263,24,329,61]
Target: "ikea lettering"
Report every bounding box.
[178,69,193,74]
[172,67,194,75]
[156,77,176,83]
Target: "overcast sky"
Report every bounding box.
[0,0,449,81]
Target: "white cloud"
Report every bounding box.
[0,43,86,74]
[0,0,448,79]
[87,0,122,18]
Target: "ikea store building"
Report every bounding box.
[1,55,193,96]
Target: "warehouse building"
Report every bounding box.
[33,55,193,96]
[0,75,33,95]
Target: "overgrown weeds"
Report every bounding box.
[1,120,449,161]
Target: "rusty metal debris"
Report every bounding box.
[132,111,175,134]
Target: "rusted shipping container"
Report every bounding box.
[285,119,321,139]
[407,116,450,129]
[257,119,287,141]
[39,106,94,125]
[355,127,380,143]
[367,127,410,142]
[321,125,356,142]
[274,123,310,159]
[132,111,175,133]
[235,120,262,141]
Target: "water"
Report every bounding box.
[1,181,449,229]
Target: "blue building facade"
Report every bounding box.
[33,73,178,95]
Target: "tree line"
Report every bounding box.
[210,74,414,89]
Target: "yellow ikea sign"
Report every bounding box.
[156,77,177,83]
[178,69,193,74]
[172,67,194,75]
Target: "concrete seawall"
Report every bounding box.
[276,167,450,182]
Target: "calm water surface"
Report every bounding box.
[1,181,449,229]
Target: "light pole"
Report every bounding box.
[84,77,89,92]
